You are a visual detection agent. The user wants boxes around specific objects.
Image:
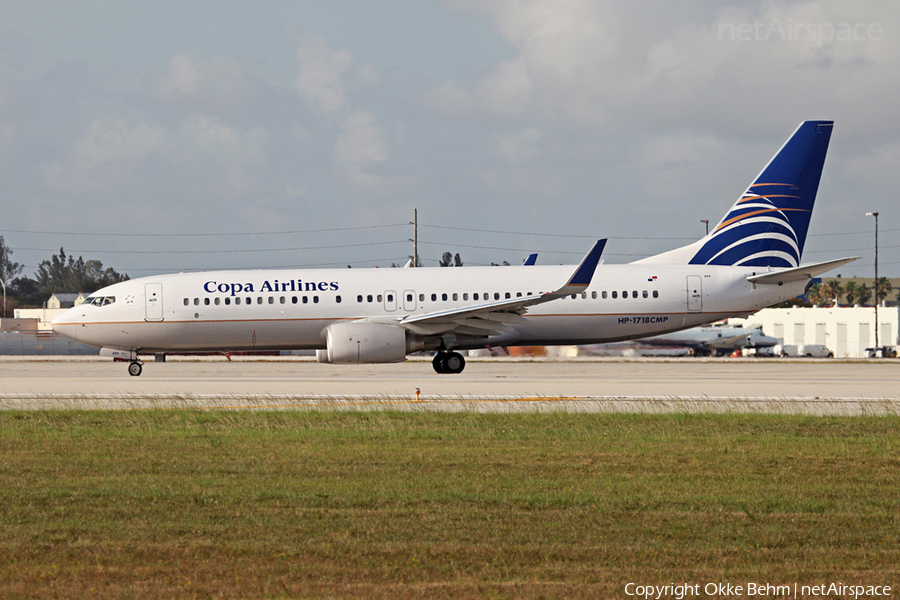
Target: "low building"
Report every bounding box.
[730,306,898,358]
[48,292,86,309]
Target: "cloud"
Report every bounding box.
[334,111,388,186]
[151,53,251,109]
[294,32,354,113]
[488,128,542,165]
[436,0,900,138]
[332,111,417,195]
[39,114,269,199]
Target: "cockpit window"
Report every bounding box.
[84,296,115,307]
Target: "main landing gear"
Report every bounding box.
[433,351,465,374]
[128,361,143,377]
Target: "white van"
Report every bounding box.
[797,344,834,358]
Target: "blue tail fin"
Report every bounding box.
[691,120,833,267]
[637,121,833,267]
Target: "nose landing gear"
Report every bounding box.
[432,351,465,374]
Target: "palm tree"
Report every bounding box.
[844,281,860,306]
[856,284,872,306]
[874,277,894,306]
[805,283,826,307]
[820,279,844,307]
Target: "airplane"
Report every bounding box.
[633,324,778,356]
[52,120,857,376]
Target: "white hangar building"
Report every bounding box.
[730,306,899,358]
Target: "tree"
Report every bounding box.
[874,277,893,306]
[844,281,860,306]
[439,252,463,267]
[819,279,844,307]
[33,248,128,295]
[805,283,825,307]
[0,236,23,283]
[856,284,872,306]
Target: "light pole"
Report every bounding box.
[0,278,5,319]
[866,212,879,353]
[700,219,709,236]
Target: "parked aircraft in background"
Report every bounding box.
[638,324,778,356]
[53,120,855,376]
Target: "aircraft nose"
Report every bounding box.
[51,307,82,335]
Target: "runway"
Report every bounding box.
[1,355,898,415]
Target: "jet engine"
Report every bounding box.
[318,322,414,364]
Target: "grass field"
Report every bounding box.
[1,410,898,599]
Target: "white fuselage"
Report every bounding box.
[52,263,803,354]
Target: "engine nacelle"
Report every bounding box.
[322,322,410,364]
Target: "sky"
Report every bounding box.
[1,0,898,277]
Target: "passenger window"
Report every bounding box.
[442,293,448,301]
[517,292,522,298]
[581,292,587,299]
[452,293,458,301]
[592,291,597,299]
[642,290,648,298]
[622,291,627,298]
[183,298,189,306]
[505,292,511,299]
[292,296,298,304]
[357,295,363,303]
[407,294,413,302]
[280,297,285,304]
[235,297,241,305]
[367,295,373,302]
[225,297,231,305]
[303,296,308,304]
[336,296,341,303]
[473,293,479,301]
[204,298,210,306]
[463,293,468,301]
[612,291,617,299]
[267,297,273,304]
[653,290,659,298]
[214,297,220,305]
[313,296,319,303]
[377,294,383,302]
[632,291,638,299]
[387,294,393,302]
[431,293,437,301]
[571,294,576,299]
[419,294,424,301]
[193,298,199,306]
[494,293,500,300]
[602,291,607,299]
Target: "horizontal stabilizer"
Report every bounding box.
[746,256,859,285]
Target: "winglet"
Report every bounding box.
[553,239,606,295]
[523,253,538,266]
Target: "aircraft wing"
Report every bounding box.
[746,257,859,285]
[397,239,606,336]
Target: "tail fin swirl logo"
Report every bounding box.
[689,121,833,268]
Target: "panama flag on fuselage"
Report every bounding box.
[689,120,833,268]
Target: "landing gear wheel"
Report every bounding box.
[443,351,465,374]
[128,361,143,377]
[432,353,446,374]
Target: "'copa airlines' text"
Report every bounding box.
[204,280,339,296]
